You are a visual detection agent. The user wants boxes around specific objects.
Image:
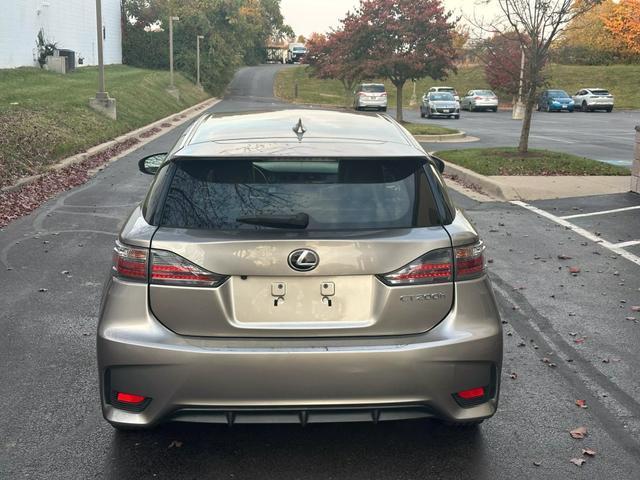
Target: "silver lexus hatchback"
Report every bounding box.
[97,109,502,430]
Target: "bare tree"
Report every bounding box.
[478,1,602,153]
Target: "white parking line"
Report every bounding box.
[613,240,640,248]
[511,201,640,267]
[529,135,576,144]
[561,205,640,220]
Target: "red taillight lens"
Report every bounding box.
[474,96,482,100]
[457,387,485,399]
[150,250,227,287]
[379,248,453,286]
[113,241,148,281]
[455,241,486,280]
[116,392,147,404]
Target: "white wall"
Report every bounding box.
[0,0,122,69]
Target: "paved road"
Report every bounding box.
[2,64,640,479]
[405,104,639,167]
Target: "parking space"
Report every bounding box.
[407,108,640,167]
[512,192,640,265]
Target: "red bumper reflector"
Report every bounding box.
[457,387,485,399]
[116,392,147,404]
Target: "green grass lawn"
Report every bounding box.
[435,147,629,176]
[400,122,460,136]
[275,64,640,110]
[0,65,210,187]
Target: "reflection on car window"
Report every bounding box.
[548,90,570,98]
[430,93,455,101]
[160,159,440,230]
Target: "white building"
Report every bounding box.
[0,0,122,69]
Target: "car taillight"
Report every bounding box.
[379,248,453,286]
[474,96,482,100]
[113,240,148,281]
[455,241,485,280]
[380,92,387,96]
[112,241,227,287]
[150,250,227,287]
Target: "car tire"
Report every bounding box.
[582,101,589,112]
[607,107,613,112]
[492,107,498,112]
[454,115,460,120]
[420,111,425,118]
[426,109,432,119]
[381,107,387,112]
[469,104,475,112]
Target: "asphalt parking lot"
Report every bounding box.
[405,107,639,167]
[2,65,640,479]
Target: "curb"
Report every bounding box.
[1,97,220,194]
[414,131,467,142]
[438,160,520,201]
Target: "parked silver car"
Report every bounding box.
[572,88,614,112]
[428,86,460,102]
[354,83,388,111]
[461,90,499,112]
[420,92,461,119]
[98,109,502,430]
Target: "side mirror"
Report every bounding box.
[138,153,167,175]
[430,155,446,174]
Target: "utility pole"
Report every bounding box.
[196,35,204,90]
[89,0,116,119]
[168,15,180,98]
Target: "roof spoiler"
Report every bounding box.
[429,154,446,174]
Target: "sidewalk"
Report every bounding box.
[444,161,633,201]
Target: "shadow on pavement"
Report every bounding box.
[105,419,488,479]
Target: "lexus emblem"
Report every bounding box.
[288,249,319,272]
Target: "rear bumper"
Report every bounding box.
[98,277,503,427]
[356,99,387,108]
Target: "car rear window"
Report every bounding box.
[591,89,610,95]
[159,159,441,230]
[430,93,455,101]
[362,85,385,93]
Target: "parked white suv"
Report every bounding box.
[354,83,388,111]
[572,88,614,112]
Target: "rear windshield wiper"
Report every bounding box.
[235,212,309,229]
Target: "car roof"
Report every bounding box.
[172,109,425,159]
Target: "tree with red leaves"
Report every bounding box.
[348,0,458,122]
[484,32,526,103]
[304,29,365,105]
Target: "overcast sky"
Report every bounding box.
[280,0,502,38]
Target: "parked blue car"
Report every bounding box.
[537,89,575,112]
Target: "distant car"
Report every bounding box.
[286,43,307,64]
[428,86,460,102]
[572,88,614,112]
[353,83,388,111]
[461,90,499,112]
[537,90,575,112]
[421,91,460,119]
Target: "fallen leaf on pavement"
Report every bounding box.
[631,306,640,312]
[570,458,586,467]
[575,399,587,408]
[569,266,581,274]
[574,338,585,344]
[557,254,573,260]
[533,461,542,467]
[509,372,518,380]
[168,440,183,449]
[570,426,588,439]
[582,448,596,457]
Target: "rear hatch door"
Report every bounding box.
[149,157,453,337]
